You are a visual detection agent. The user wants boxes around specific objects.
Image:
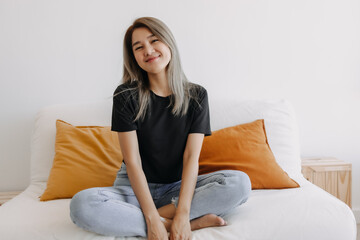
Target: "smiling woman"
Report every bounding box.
[69,17,252,240]
[132,28,172,80]
[120,17,195,121]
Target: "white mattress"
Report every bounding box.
[0,175,356,240]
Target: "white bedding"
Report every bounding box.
[0,176,356,240]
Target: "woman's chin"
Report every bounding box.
[145,68,167,76]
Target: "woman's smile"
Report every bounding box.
[146,56,160,63]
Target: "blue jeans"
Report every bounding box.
[70,164,251,237]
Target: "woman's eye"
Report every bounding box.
[152,39,159,43]
[135,46,143,51]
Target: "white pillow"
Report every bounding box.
[209,98,302,178]
[30,100,113,183]
[30,98,301,183]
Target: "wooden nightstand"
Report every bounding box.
[0,191,22,206]
[301,157,352,208]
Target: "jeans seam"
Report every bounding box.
[98,189,136,197]
[197,172,226,183]
[194,182,218,193]
[97,191,143,213]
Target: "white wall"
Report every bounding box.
[1,0,359,217]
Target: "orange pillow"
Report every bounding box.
[199,119,299,189]
[40,120,123,201]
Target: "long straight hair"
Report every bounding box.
[119,17,200,122]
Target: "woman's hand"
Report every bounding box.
[147,218,168,240]
[170,212,191,240]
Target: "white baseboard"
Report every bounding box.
[353,208,360,223]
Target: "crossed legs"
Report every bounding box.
[69,170,251,237]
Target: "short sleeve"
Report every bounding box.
[111,85,138,132]
[189,88,212,136]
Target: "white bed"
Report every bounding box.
[0,98,356,240]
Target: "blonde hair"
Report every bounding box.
[118,16,200,122]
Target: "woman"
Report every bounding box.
[70,17,251,240]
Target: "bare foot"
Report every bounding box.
[190,214,227,231]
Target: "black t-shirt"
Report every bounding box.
[111,81,211,183]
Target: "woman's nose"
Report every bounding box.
[144,43,154,56]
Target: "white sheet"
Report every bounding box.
[0,176,356,240]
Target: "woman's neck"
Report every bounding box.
[148,71,172,97]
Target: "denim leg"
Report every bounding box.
[157,170,251,220]
[69,186,147,237]
[190,170,251,219]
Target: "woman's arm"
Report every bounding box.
[176,133,205,214]
[117,131,167,239]
[170,133,205,240]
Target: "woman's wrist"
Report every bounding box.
[175,208,190,218]
[145,211,162,224]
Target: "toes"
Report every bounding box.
[216,217,226,226]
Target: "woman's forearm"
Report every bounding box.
[176,157,199,215]
[126,161,160,222]
[117,131,161,223]
[176,133,205,216]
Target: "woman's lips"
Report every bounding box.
[146,56,159,63]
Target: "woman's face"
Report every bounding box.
[131,27,171,75]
